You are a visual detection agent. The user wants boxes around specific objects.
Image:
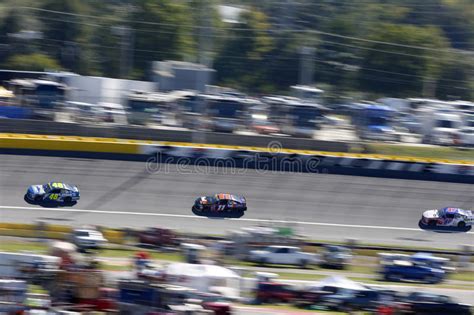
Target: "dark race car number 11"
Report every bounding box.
[193,193,247,218]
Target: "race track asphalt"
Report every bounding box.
[0,154,472,250]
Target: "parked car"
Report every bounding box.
[380,260,446,284]
[79,288,118,312]
[138,227,179,248]
[66,101,106,123]
[319,288,381,312]
[294,280,362,309]
[99,102,127,124]
[255,282,297,304]
[320,245,352,269]
[71,228,107,250]
[410,252,454,273]
[379,252,455,273]
[250,116,280,135]
[457,127,474,147]
[402,292,472,315]
[249,246,318,268]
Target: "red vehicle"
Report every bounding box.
[202,302,232,315]
[79,288,118,311]
[256,282,297,304]
[138,227,179,247]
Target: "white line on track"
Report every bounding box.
[1,205,473,234]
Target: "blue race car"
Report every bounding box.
[25,182,80,205]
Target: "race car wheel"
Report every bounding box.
[428,220,436,226]
[34,196,42,202]
[458,221,466,228]
[64,197,72,203]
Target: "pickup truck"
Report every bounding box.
[70,228,107,251]
[320,245,352,270]
[255,282,298,304]
[249,246,318,268]
[380,260,446,284]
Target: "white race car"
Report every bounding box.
[420,207,473,229]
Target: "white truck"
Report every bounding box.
[249,245,319,268]
[417,108,465,145]
[70,228,108,250]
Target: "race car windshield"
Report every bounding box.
[43,184,51,193]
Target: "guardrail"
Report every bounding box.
[0,133,473,183]
[0,222,471,257]
[0,222,124,244]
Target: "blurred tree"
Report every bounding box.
[0,8,22,36]
[435,53,474,101]
[129,0,195,79]
[40,0,95,74]
[3,53,62,71]
[214,9,274,92]
[357,24,450,97]
[402,0,474,50]
[0,0,471,97]
[187,0,222,64]
[41,0,86,43]
[313,17,360,91]
[0,8,23,63]
[262,32,301,93]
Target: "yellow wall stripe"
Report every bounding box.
[0,133,472,165]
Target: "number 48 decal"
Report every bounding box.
[49,194,59,200]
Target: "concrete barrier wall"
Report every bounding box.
[0,118,350,152]
[0,133,473,183]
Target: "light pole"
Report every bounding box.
[299,46,316,86]
[112,25,134,78]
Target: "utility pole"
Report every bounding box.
[128,28,134,79]
[280,1,316,87]
[193,1,212,144]
[422,77,436,99]
[279,0,294,31]
[299,46,316,85]
[112,25,134,78]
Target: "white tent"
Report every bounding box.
[165,263,241,300]
[308,276,368,292]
